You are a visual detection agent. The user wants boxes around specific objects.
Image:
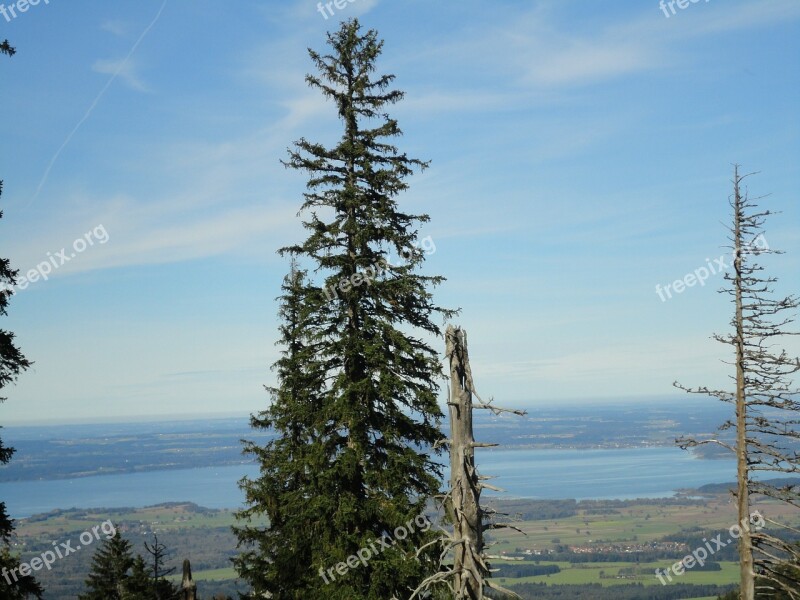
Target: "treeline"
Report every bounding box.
[492,563,561,578]
[485,497,707,523]
[660,529,738,561]
[577,498,706,509]
[536,550,691,563]
[24,524,239,599]
[489,499,579,521]
[25,502,214,523]
[505,582,736,600]
[660,527,800,563]
[617,563,721,575]
[695,477,800,495]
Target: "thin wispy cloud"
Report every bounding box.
[522,41,653,87]
[418,0,800,92]
[92,58,149,92]
[101,19,128,37]
[3,0,797,422]
[26,0,169,206]
[676,0,800,35]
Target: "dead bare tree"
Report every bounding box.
[406,326,526,600]
[143,535,177,600]
[676,166,800,600]
[180,559,196,600]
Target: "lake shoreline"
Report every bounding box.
[1,446,738,519]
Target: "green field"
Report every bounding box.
[486,501,739,554]
[492,559,739,587]
[14,494,799,598]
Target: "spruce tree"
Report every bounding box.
[125,556,154,599]
[79,531,135,600]
[0,39,43,600]
[235,263,326,597]
[236,19,455,599]
[82,537,179,600]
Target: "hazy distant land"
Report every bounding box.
[0,398,733,482]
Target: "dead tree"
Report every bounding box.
[180,559,197,600]
[447,325,489,599]
[407,326,526,600]
[143,535,177,600]
[676,166,800,600]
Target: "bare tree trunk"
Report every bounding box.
[446,326,485,600]
[407,326,524,600]
[733,167,755,600]
[676,166,800,599]
[180,559,196,600]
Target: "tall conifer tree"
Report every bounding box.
[236,19,455,599]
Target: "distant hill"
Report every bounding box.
[693,477,800,495]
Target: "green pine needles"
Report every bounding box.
[235,19,456,600]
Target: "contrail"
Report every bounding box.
[27,0,169,207]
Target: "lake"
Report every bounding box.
[0,447,736,518]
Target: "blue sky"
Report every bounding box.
[1,0,798,423]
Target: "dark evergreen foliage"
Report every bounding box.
[79,531,180,600]
[507,582,737,600]
[126,556,155,599]
[235,19,456,599]
[235,264,327,598]
[78,532,136,600]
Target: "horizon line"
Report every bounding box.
[1,394,707,427]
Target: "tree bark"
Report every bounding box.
[180,559,196,600]
[733,167,755,600]
[446,326,486,600]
